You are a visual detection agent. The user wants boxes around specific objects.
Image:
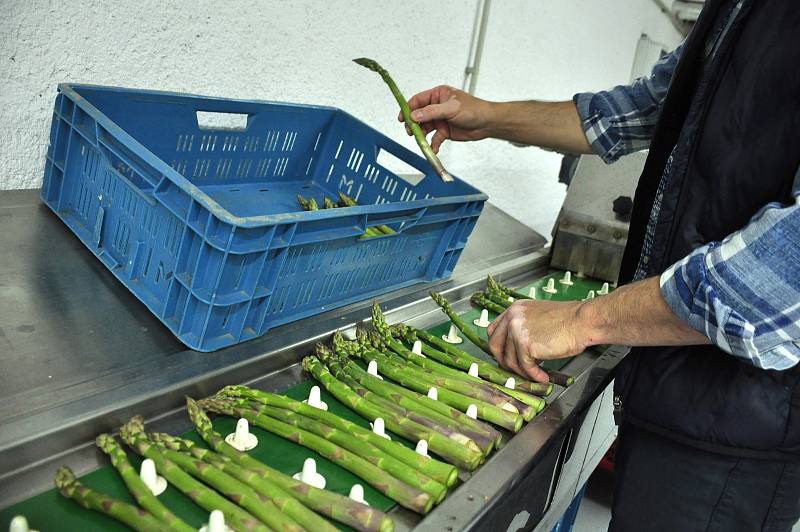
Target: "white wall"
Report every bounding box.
[2,0,681,237]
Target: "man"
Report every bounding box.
[402,0,800,530]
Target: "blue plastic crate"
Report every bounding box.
[40,84,487,351]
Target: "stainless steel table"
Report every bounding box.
[0,189,620,531]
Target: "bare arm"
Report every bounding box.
[486,276,709,382]
[402,85,592,155]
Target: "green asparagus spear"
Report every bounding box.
[353,58,454,183]
[470,292,507,314]
[55,466,166,532]
[331,334,501,444]
[119,416,270,532]
[220,385,458,488]
[407,326,553,396]
[147,432,337,532]
[302,356,484,470]
[185,398,395,532]
[338,192,395,235]
[487,275,531,301]
[318,344,496,456]
[355,346,523,432]
[242,400,448,503]
[95,434,193,532]
[297,194,311,211]
[322,196,337,209]
[201,396,435,514]
[430,291,493,355]
[483,290,514,310]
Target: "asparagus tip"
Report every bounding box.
[352,57,382,72]
[55,465,76,490]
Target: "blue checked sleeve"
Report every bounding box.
[573,43,684,163]
[659,188,800,370]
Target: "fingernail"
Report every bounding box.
[411,111,423,121]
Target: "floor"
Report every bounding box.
[571,468,800,532]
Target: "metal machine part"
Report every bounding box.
[550,152,646,283]
[0,189,623,530]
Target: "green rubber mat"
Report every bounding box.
[0,270,607,530]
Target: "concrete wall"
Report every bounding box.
[2,0,681,237]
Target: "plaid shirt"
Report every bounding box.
[574,40,800,370]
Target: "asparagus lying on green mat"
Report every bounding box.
[55,466,165,532]
[95,434,193,532]
[319,342,497,455]
[148,432,337,532]
[120,416,269,532]
[470,292,507,315]
[352,341,523,432]
[220,385,459,488]
[302,355,484,471]
[371,305,537,419]
[331,332,501,447]
[487,275,531,301]
[395,324,553,397]
[200,395,435,514]
[353,58,454,183]
[185,398,395,532]
[483,290,514,310]
[139,437,304,532]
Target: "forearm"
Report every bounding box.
[578,276,710,348]
[484,100,593,154]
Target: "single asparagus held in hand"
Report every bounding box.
[96,434,193,532]
[185,398,395,532]
[353,57,454,183]
[547,370,575,387]
[120,416,269,532]
[55,466,165,532]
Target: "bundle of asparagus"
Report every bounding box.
[432,290,575,388]
[297,192,395,237]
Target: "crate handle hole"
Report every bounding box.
[376,148,425,186]
[196,111,249,131]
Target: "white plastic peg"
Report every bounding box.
[442,323,463,344]
[293,458,326,489]
[599,282,610,295]
[466,404,478,419]
[473,309,491,328]
[560,271,574,286]
[427,387,438,400]
[468,362,479,378]
[367,360,384,380]
[349,484,369,505]
[542,278,558,294]
[415,439,429,457]
[303,385,328,411]
[200,510,233,532]
[528,286,537,299]
[370,417,391,440]
[225,418,258,451]
[507,296,515,303]
[139,458,167,496]
[411,340,426,358]
[504,377,516,390]
[583,290,596,301]
[9,516,38,532]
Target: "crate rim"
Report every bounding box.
[58,83,488,229]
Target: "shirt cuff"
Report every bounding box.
[573,92,624,164]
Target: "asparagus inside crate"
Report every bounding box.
[0,270,608,531]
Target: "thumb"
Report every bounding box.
[410,99,459,124]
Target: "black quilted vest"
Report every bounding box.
[615,0,800,458]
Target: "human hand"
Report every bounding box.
[400,85,494,153]
[486,299,590,383]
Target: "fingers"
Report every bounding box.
[487,309,506,336]
[406,85,451,113]
[487,314,509,368]
[410,99,460,124]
